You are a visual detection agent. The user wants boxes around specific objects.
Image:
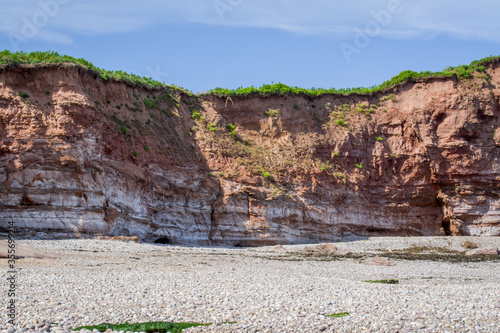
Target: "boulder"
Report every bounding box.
[465,248,499,255]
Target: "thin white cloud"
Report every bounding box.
[1,0,500,47]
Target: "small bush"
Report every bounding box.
[143,97,154,108]
[191,111,201,120]
[325,102,331,109]
[355,103,366,113]
[265,108,281,117]
[17,92,29,98]
[143,145,150,151]
[332,152,340,157]
[293,104,300,110]
[227,123,236,131]
[375,136,384,141]
[207,123,217,132]
[120,126,129,135]
[380,94,397,103]
[335,119,346,127]
[354,162,363,169]
[339,103,351,112]
[261,171,271,178]
[133,151,140,157]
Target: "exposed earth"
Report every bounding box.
[1,59,500,244]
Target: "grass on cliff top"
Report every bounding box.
[205,55,500,97]
[1,50,499,97]
[73,321,210,333]
[0,50,190,92]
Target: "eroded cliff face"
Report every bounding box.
[0,62,499,245]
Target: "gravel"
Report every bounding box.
[1,236,499,333]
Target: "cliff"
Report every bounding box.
[1,61,499,245]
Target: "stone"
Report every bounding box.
[466,248,498,255]
[362,257,395,266]
[314,243,338,255]
[271,244,287,253]
[335,248,352,256]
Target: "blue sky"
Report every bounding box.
[1,0,499,92]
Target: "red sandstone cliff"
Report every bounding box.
[1,62,499,245]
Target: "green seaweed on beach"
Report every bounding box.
[326,312,350,318]
[73,321,210,333]
[366,279,399,284]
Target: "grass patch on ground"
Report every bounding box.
[366,279,399,284]
[373,246,499,262]
[73,321,210,333]
[381,253,499,262]
[326,312,350,318]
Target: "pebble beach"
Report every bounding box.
[1,236,499,333]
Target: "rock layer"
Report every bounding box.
[0,62,499,245]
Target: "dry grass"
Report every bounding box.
[462,240,478,249]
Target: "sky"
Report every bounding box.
[1,0,499,93]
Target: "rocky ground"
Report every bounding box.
[0,236,499,333]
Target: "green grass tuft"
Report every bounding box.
[143,97,154,108]
[335,119,346,127]
[120,126,129,135]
